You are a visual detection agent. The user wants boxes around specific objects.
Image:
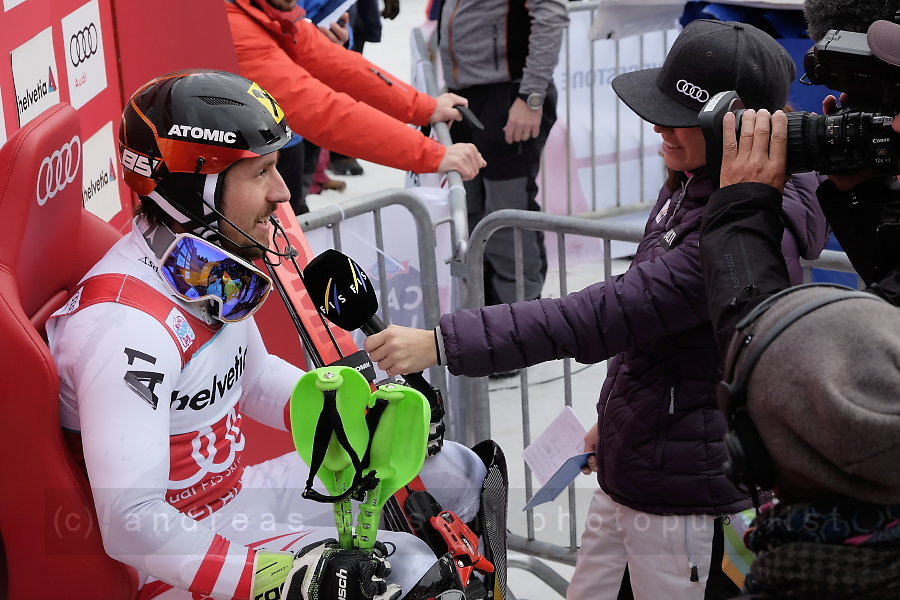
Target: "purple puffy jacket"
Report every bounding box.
[440,167,827,515]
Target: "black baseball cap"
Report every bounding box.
[868,20,900,67]
[612,19,796,128]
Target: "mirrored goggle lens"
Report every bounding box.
[160,236,271,322]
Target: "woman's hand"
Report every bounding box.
[581,423,599,475]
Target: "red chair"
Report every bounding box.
[0,104,137,599]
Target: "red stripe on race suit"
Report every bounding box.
[234,549,257,600]
[191,535,232,596]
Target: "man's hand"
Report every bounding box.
[580,423,599,475]
[430,93,468,124]
[503,98,542,144]
[318,13,350,45]
[719,109,788,192]
[281,539,402,600]
[364,325,439,376]
[437,143,486,181]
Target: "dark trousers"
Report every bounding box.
[276,142,309,215]
[450,81,556,304]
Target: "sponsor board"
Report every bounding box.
[81,122,122,220]
[11,28,60,126]
[61,0,108,109]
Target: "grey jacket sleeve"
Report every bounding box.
[519,0,569,95]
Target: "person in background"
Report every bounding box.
[438,0,568,306]
[326,0,401,178]
[226,0,486,214]
[364,19,828,599]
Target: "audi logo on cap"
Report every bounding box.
[69,23,99,67]
[36,135,82,206]
[676,79,709,103]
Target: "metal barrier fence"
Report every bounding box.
[457,208,855,597]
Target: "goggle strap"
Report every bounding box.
[148,190,194,226]
[201,173,219,218]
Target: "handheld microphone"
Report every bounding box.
[302,249,443,414]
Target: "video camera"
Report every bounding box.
[700,26,900,177]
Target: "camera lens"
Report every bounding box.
[785,112,825,174]
[784,111,898,175]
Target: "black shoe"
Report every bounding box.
[330,156,364,176]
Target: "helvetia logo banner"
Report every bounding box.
[82,122,122,221]
[61,0,108,109]
[11,28,60,126]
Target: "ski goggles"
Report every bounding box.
[159,234,272,323]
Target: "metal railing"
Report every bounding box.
[410,26,473,313]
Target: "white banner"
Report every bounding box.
[11,27,61,126]
[540,10,673,217]
[81,121,121,221]
[61,0,108,110]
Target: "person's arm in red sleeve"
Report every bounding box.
[227,7,445,173]
[292,19,437,126]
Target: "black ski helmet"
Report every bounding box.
[119,69,292,239]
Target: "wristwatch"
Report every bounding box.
[517,92,544,111]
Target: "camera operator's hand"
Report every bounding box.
[719,109,788,192]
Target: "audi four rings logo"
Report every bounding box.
[676,79,709,103]
[36,135,82,206]
[69,24,99,67]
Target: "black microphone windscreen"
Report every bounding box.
[804,0,899,41]
[303,249,378,331]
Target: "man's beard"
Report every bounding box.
[217,225,268,261]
